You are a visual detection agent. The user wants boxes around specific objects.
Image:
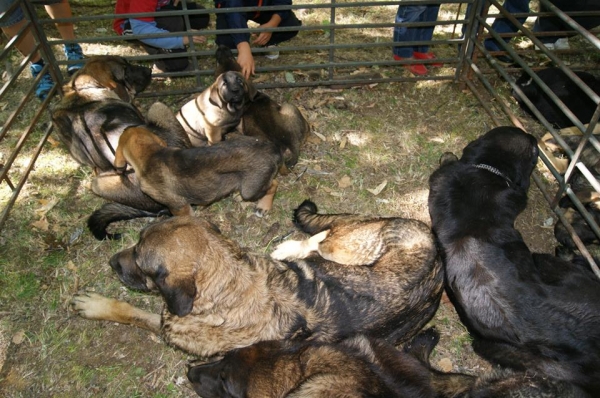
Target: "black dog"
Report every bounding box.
[513,67,600,128]
[428,126,600,395]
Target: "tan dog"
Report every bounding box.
[177,70,256,146]
[72,200,443,358]
[178,46,310,174]
[113,126,281,216]
[51,55,152,171]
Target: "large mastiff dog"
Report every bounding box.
[177,46,309,173]
[187,328,587,398]
[428,126,600,395]
[72,200,443,358]
[51,55,153,172]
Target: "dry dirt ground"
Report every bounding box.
[0,1,587,397]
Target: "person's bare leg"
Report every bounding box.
[45,0,76,40]
[1,18,41,63]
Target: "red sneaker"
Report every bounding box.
[393,55,428,75]
[413,52,443,67]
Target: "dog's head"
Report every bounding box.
[210,71,258,114]
[109,216,238,317]
[69,55,152,102]
[460,127,539,190]
[214,45,242,77]
[187,340,303,397]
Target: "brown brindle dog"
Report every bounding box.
[187,328,588,398]
[72,200,443,359]
[51,55,152,172]
[113,125,281,216]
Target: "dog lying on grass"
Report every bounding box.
[72,200,443,358]
[187,327,588,398]
[428,126,600,395]
[513,67,600,129]
[113,125,281,216]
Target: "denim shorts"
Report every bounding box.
[0,0,63,28]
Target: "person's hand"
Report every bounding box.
[173,0,180,6]
[252,16,280,47]
[236,42,255,80]
[252,29,272,47]
[183,30,207,46]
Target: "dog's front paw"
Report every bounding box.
[71,292,118,320]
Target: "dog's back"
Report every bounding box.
[428,127,600,394]
[514,67,600,128]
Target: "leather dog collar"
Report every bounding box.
[471,163,512,187]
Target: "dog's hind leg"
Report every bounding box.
[71,292,162,334]
[270,230,329,260]
[254,180,279,217]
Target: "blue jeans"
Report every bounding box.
[393,4,440,58]
[463,0,529,52]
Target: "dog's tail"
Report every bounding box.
[87,203,163,240]
[293,200,359,235]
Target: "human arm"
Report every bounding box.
[236,41,255,79]
[252,13,281,46]
[216,0,252,46]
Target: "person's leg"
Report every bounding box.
[151,7,195,72]
[253,11,302,46]
[484,0,529,52]
[393,5,427,58]
[214,12,237,49]
[0,1,54,99]
[45,0,84,74]
[414,4,440,54]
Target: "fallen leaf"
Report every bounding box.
[339,136,347,149]
[313,131,327,141]
[35,198,58,216]
[284,72,295,83]
[66,260,77,272]
[31,218,49,231]
[367,180,387,195]
[12,330,26,345]
[438,357,453,372]
[252,74,270,83]
[338,175,352,188]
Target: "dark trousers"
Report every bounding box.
[534,0,600,43]
[141,2,210,72]
[215,11,301,49]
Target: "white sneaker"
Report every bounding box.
[535,38,569,51]
[264,45,279,60]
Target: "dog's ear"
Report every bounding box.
[439,152,458,165]
[209,85,224,108]
[107,59,133,101]
[154,266,196,317]
[246,80,259,101]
